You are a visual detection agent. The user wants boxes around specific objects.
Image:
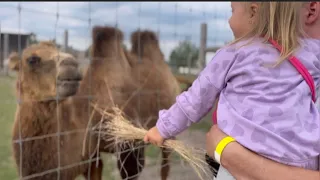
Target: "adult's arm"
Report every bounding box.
[222,142,319,180]
[206,125,320,180]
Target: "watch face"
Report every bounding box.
[205,153,220,177]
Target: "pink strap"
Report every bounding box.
[268,39,316,102]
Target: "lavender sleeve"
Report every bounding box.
[156,47,237,139]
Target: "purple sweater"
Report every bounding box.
[156,38,320,170]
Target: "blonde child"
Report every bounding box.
[144,2,320,179]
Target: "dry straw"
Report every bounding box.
[91,104,215,180]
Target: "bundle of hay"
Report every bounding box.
[91,104,214,180]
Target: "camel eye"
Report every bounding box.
[27,55,41,66]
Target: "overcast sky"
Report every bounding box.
[0,1,233,64]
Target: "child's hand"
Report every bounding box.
[143,126,164,147]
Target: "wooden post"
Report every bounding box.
[3,33,9,76]
[3,33,9,60]
[63,29,68,52]
[0,23,2,71]
[199,23,207,70]
[25,34,30,47]
[187,53,192,75]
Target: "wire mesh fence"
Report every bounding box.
[0,2,232,180]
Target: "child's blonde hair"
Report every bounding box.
[231,2,306,67]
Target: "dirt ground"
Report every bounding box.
[108,130,212,180]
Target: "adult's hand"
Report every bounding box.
[205,125,229,158]
[205,125,320,180]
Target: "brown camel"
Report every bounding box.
[126,29,181,179]
[9,42,102,180]
[71,26,180,180]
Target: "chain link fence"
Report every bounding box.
[0,2,232,180]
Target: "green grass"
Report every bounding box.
[0,74,211,179]
[0,75,19,179]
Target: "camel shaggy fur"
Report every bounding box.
[72,26,180,180]
[9,42,102,180]
[10,26,180,180]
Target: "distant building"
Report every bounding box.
[0,30,34,69]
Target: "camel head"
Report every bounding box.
[8,41,82,101]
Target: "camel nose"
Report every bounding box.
[27,56,41,66]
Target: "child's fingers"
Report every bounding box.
[149,140,155,145]
[150,140,159,146]
[157,139,164,147]
[143,135,149,143]
[156,142,162,147]
[150,139,162,147]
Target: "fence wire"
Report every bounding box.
[0,2,232,180]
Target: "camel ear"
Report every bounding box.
[7,52,21,71]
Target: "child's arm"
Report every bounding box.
[156,47,237,139]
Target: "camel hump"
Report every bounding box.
[130,30,163,59]
[92,26,124,44]
[91,26,124,58]
[130,30,159,45]
[39,41,56,47]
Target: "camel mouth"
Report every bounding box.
[57,66,83,82]
[57,80,80,98]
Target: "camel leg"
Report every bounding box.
[160,147,172,180]
[83,159,103,180]
[117,146,145,180]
